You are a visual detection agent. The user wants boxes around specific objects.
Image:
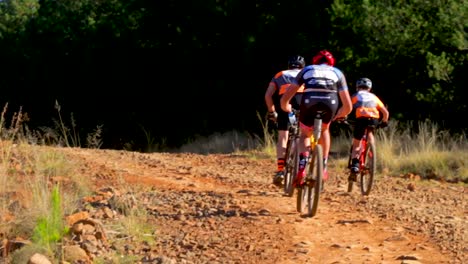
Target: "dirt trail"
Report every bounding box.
[60,148,465,264]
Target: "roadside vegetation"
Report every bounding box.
[0,104,465,262]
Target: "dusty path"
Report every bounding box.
[62,148,465,263]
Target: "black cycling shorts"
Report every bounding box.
[299,91,339,127]
[275,93,302,131]
[353,117,379,140]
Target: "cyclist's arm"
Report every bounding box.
[376,98,389,123]
[280,83,300,112]
[334,89,353,120]
[378,105,389,123]
[264,82,277,113]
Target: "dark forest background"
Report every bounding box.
[0,0,466,151]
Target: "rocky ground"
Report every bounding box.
[1,148,467,263]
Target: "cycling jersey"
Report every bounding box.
[270,69,305,96]
[292,64,348,126]
[351,90,385,119]
[270,69,304,130]
[295,64,348,93]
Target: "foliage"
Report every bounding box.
[32,184,69,250]
[0,0,39,38]
[0,0,466,148]
[329,0,467,127]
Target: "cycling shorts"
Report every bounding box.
[274,93,302,131]
[353,117,379,140]
[298,91,339,127]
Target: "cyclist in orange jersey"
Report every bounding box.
[280,50,352,185]
[265,55,305,185]
[350,77,389,173]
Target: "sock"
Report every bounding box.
[298,152,309,171]
[277,158,285,172]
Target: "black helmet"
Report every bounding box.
[288,55,305,69]
[356,77,372,89]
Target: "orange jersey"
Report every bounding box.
[279,83,305,94]
[269,69,304,95]
[351,90,385,119]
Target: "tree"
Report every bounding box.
[329,0,467,128]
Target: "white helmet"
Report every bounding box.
[356,77,372,89]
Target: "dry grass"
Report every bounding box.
[0,103,100,262]
[1,102,466,262]
[331,120,467,183]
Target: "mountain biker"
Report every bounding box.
[264,55,305,185]
[349,77,389,174]
[280,50,352,186]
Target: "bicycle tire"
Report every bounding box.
[284,138,298,197]
[296,182,308,213]
[306,144,323,217]
[347,144,355,192]
[283,136,293,193]
[360,140,376,195]
[296,157,309,213]
[347,177,354,192]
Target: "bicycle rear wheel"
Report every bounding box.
[306,144,323,217]
[360,141,376,195]
[284,138,298,197]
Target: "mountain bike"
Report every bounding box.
[296,111,324,217]
[344,119,386,195]
[283,110,300,197]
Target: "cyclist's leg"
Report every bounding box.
[367,118,379,145]
[295,123,311,185]
[276,129,288,168]
[351,118,366,173]
[314,102,335,180]
[352,118,369,156]
[273,109,290,183]
[318,124,331,180]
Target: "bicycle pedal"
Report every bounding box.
[305,178,315,185]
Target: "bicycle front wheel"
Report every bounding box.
[284,138,298,197]
[296,183,308,213]
[360,141,376,195]
[306,144,323,217]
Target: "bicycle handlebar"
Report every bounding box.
[334,117,388,129]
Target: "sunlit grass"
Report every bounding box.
[330,120,467,183]
[0,103,94,262]
[179,115,467,184]
[1,100,466,263]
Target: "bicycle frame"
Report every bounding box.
[358,128,372,173]
[283,111,300,197]
[346,122,378,195]
[296,111,324,217]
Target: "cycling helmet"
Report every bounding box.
[356,77,372,89]
[288,55,305,68]
[312,50,335,66]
